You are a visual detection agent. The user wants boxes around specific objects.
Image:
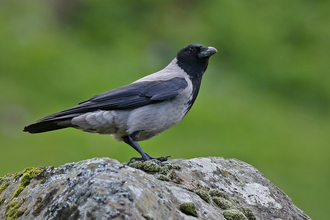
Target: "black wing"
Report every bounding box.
[40,77,188,121]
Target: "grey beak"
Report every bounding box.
[198,46,218,58]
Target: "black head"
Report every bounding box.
[176,44,217,78]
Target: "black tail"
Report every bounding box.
[23,120,69,134]
[23,113,81,134]
[24,102,91,134]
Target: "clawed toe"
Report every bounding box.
[127,157,145,165]
[154,155,172,162]
[155,160,169,166]
[145,153,172,162]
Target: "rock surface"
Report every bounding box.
[0,157,311,220]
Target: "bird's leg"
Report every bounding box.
[122,131,151,163]
[122,131,170,165]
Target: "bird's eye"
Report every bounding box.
[189,47,196,54]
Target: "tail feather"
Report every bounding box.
[24,120,68,134]
[24,112,83,134]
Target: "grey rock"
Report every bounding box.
[0,157,311,220]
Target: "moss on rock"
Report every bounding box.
[129,161,179,182]
[129,161,161,174]
[5,199,26,220]
[142,213,154,220]
[213,196,233,210]
[128,161,144,170]
[194,189,212,203]
[38,172,47,184]
[241,207,256,220]
[209,189,229,199]
[209,191,256,220]
[0,196,6,207]
[178,202,198,217]
[12,167,42,199]
[157,174,170,181]
[0,181,10,194]
[223,209,247,220]
[141,161,161,173]
[159,164,172,174]
[157,165,177,181]
[2,173,13,179]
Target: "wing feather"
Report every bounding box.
[40,77,188,121]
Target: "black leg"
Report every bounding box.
[122,131,171,165]
[122,131,150,162]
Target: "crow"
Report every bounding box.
[24,44,217,164]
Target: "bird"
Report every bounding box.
[24,44,217,165]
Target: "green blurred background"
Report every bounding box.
[1,0,329,219]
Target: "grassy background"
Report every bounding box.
[1,1,329,219]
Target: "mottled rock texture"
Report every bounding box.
[0,157,310,220]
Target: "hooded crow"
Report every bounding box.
[24,44,217,164]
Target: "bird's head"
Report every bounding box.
[176,44,217,77]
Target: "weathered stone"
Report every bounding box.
[0,157,311,220]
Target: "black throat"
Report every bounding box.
[176,58,210,115]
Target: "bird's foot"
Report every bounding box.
[146,154,172,162]
[127,157,145,165]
